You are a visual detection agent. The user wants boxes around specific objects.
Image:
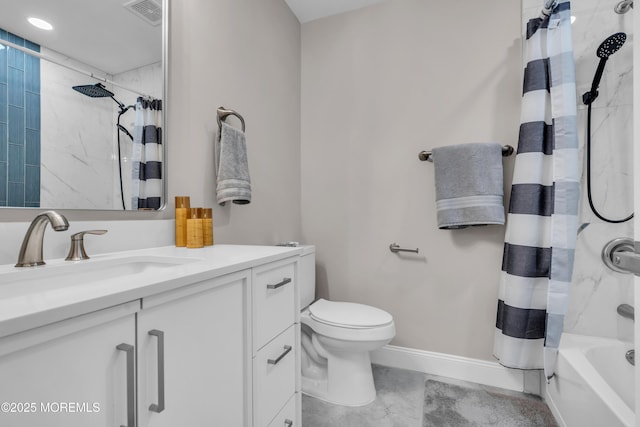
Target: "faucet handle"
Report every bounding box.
[65,230,108,261]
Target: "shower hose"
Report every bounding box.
[585,101,633,223]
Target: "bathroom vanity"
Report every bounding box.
[0,244,302,427]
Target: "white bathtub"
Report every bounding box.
[546,333,635,427]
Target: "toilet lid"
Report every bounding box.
[309,299,393,328]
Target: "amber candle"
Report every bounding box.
[175,196,190,247]
[203,208,213,246]
[186,207,204,249]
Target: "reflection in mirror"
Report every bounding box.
[0,0,165,210]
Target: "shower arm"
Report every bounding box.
[112,96,126,111]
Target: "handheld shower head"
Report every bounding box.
[597,32,626,59]
[582,32,627,105]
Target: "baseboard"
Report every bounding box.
[544,388,568,427]
[371,344,526,393]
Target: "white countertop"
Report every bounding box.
[0,244,304,338]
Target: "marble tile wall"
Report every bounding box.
[40,51,116,209]
[40,56,161,210]
[522,0,634,341]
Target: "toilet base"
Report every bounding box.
[302,348,377,407]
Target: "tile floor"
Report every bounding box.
[302,365,558,427]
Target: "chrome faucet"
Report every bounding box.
[16,211,69,267]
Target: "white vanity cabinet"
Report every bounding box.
[0,246,302,427]
[0,301,139,427]
[137,270,251,427]
[252,258,300,427]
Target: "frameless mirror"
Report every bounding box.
[0,0,166,210]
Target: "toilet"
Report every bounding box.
[299,246,396,406]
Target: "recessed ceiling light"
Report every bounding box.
[27,17,53,31]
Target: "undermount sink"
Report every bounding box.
[0,256,199,299]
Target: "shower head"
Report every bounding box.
[72,82,132,113]
[582,32,627,105]
[615,0,633,14]
[72,83,115,98]
[596,32,627,59]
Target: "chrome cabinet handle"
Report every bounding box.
[266,277,292,290]
[284,420,293,427]
[267,345,292,365]
[148,330,165,413]
[116,343,136,427]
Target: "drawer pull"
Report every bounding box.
[267,277,292,290]
[148,329,166,413]
[284,420,293,427]
[116,343,136,427]
[267,345,292,365]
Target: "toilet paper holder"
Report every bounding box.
[389,243,419,254]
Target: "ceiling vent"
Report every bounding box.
[123,0,163,26]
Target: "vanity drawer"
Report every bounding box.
[267,394,296,427]
[253,325,296,427]
[252,259,295,351]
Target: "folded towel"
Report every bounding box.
[432,143,505,229]
[215,122,251,206]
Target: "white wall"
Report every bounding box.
[300,0,522,361]
[166,0,302,245]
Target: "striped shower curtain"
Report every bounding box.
[493,0,579,380]
[131,97,163,210]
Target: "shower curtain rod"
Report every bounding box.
[0,39,154,99]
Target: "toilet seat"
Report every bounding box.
[309,299,393,329]
[301,299,395,342]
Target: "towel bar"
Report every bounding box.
[418,145,514,162]
[217,106,246,132]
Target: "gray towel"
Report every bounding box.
[432,143,505,229]
[215,122,251,206]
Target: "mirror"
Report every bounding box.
[0,0,166,210]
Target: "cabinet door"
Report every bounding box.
[138,270,250,427]
[0,302,138,427]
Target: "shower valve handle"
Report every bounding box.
[612,251,640,275]
[602,237,640,275]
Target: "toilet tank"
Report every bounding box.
[299,245,316,309]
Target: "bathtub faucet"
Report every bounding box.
[617,303,634,321]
